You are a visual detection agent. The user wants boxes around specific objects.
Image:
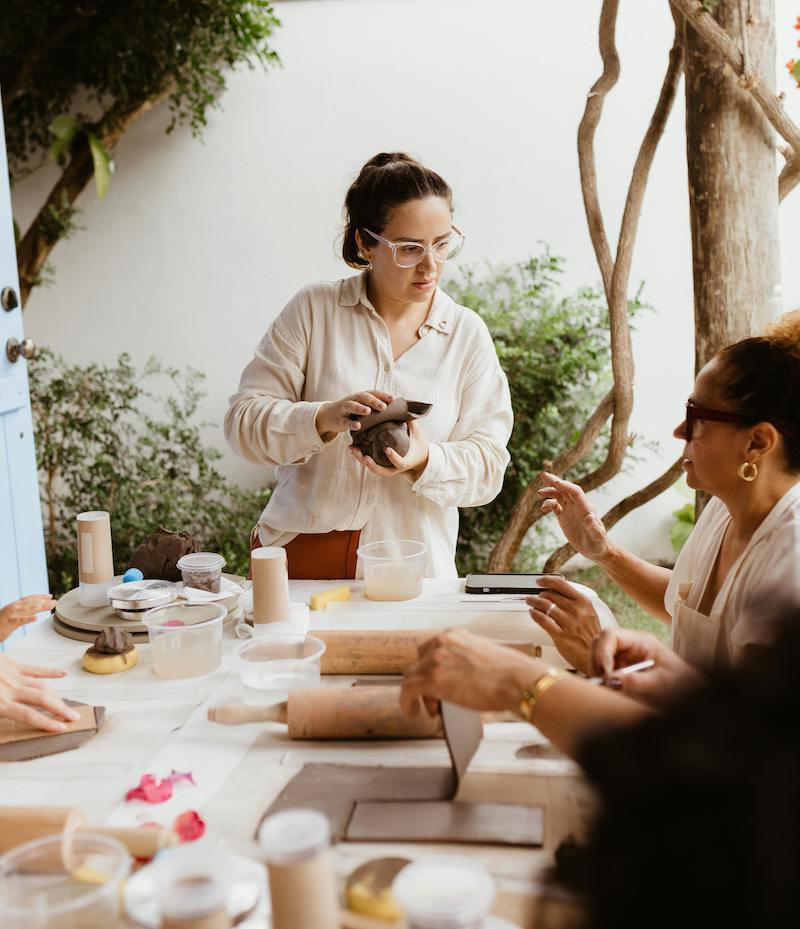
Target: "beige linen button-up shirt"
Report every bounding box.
[224,273,513,577]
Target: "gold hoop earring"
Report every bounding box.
[738,461,758,482]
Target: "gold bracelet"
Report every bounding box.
[519,667,569,722]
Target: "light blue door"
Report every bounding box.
[0,93,49,648]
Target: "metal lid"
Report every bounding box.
[108,580,176,612]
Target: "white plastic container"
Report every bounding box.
[176,552,226,594]
[234,634,325,704]
[392,856,514,929]
[144,602,226,679]
[0,832,130,929]
[357,539,426,601]
[155,845,233,929]
[258,809,339,929]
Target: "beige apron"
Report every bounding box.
[671,583,724,669]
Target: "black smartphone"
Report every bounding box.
[464,573,563,595]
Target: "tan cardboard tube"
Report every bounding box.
[76,511,114,584]
[250,546,290,624]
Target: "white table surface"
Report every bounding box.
[4,578,608,927]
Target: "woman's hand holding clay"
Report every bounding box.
[538,472,613,564]
[0,594,55,643]
[400,627,543,717]
[315,390,395,439]
[0,654,79,732]
[350,419,429,480]
[526,576,601,675]
[591,628,703,708]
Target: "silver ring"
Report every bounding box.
[545,600,555,616]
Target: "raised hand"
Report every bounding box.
[0,594,56,642]
[350,419,429,479]
[315,390,395,438]
[538,471,612,563]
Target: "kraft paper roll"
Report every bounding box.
[251,546,290,624]
[76,511,114,584]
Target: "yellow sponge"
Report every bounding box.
[82,647,139,674]
[310,585,351,611]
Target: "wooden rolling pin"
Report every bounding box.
[0,806,178,859]
[316,628,541,675]
[208,686,444,739]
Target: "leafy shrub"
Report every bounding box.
[446,249,646,574]
[29,351,269,595]
[671,502,696,555]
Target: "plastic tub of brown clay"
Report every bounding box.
[176,552,225,593]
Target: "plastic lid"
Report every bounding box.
[155,846,232,919]
[176,552,226,572]
[258,809,330,865]
[250,546,286,561]
[393,857,495,929]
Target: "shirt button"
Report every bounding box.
[384,363,391,372]
[312,445,320,453]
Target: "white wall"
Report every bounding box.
[12,0,800,565]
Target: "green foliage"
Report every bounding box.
[447,249,646,574]
[29,350,269,595]
[671,501,696,555]
[2,0,281,180]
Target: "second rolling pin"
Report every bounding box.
[315,629,540,675]
[208,686,444,739]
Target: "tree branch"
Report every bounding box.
[488,13,684,571]
[543,457,685,573]
[669,0,800,201]
[17,85,174,306]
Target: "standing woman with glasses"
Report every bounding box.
[523,310,800,697]
[225,153,513,579]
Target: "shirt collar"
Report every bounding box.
[339,272,453,335]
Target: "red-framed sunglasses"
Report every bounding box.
[685,400,797,442]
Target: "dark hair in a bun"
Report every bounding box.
[718,309,800,471]
[342,153,453,269]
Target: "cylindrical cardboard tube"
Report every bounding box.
[0,806,85,856]
[286,687,442,740]
[316,629,540,675]
[76,511,114,584]
[250,546,290,624]
[268,849,340,929]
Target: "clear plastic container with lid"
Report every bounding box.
[258,809,339,929]
[177,552,226,594]
[393,856,521,929]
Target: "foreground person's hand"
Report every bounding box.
[315,389,395,438]
[400,627,542,717]
[527,575,600,675]
[591,628,703,708]
[0,654,78,732]
[537,472,613,563]
[350,420,429,480]
[0,594,56,642]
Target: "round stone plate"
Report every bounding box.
[54,574,245,640]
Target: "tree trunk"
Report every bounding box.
[683,0,781,373]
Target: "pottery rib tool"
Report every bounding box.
[208,687,443,739]
[316,629,541,675]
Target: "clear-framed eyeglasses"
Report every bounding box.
[363,226,465,268]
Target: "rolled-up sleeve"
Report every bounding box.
[412,324,512,509]
[224,305,331,467]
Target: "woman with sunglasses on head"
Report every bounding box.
[225,153,512,579]
[525,310,800,699]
